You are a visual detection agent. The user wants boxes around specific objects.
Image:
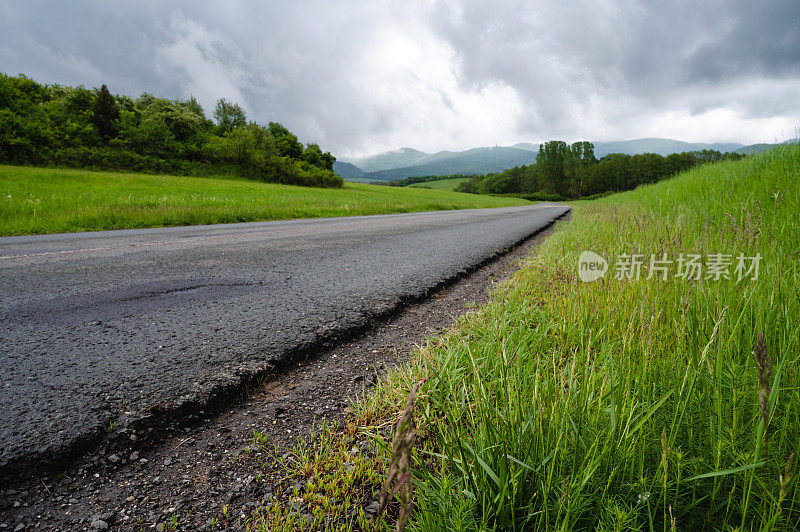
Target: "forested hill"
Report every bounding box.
[331,161,366,179]
[0,74,342,187]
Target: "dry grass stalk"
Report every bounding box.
[754,332,773,454]
[378,379,425,532]
[778,452,794,512]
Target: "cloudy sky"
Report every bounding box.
[1,0,798,158]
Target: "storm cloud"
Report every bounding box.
[1,0,798,157]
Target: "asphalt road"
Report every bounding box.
[0,204,569,474]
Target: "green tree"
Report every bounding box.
[536,141,568,195]
[92,84,120,142]
[268,122,303,159]
[320,150,336,171]
[565,141,596,198]
[301,143,324,167]
[213,98,247,135]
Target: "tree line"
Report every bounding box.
[457,140,744,199]
[0,74,342,187]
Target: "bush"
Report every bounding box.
[516,192,567,202]
[580,191,615,201]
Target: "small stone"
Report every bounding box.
[126,496,135,502]
[12,501,21,508]
[108,454,120,463]
[90,518,109,530]
[163,458,172,466]
[14,524,25,532]
[365,500,380,515]
[129,451,139,461]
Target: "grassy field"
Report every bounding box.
[0,165,529,236]
[407,177,471,190]
[245,144,800,530]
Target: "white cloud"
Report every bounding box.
[155,12,249,115]
[1,0,798,156]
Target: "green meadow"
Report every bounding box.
[407,177,471,191]
[249,144,800,530]
[0,165,529,236]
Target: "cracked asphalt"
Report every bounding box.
[0,204,569,477]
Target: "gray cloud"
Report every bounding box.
[1,0,798,156]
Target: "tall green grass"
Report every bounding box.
[370,144,799,530]
[0,165,529,236]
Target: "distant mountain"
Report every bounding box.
[350,148,428,173]
[591,138,744,157]
[363,147,536,180]
[332,161,365,179]
[734,139,799,155]
[336,137,781,182]
[734,144,776,155]
[512,142,540,152]
[510,138,745,156]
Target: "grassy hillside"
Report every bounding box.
[407,177,470,190]
[249,144,800,530]
[0,165,530,236]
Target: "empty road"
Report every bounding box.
[0,204,569,474]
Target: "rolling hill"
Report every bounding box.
[362,147,535,180]
[331,161,365,179]
[733,138,798,155]
[350,147,428,173]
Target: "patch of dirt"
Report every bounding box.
[0,216,566,531]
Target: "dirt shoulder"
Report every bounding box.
[0,214,567,531]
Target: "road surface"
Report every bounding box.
[0,204,569,474]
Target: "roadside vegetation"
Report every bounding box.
[248,144,799,530]
[0,73,341,187]
[0,165,530,235]
[458,141,745,200]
